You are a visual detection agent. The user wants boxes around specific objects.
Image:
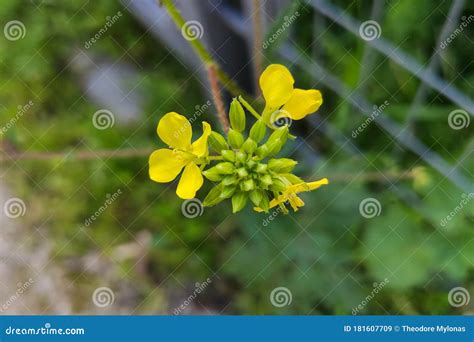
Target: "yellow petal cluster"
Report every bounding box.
[149,112,211,199]
[260,64,323,122]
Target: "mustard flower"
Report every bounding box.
[260,64,323,121]
[254,178,329,212]
[149,63,328,215]
[149,112,211,199]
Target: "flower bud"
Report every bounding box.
[232,191,248,213]
[256,145,270,159]
[208,131,228,152]
[203,184,225,207]
[246,159,257,169]
[220,185,236,199]
[270,177,287,192]
[215,162,234,174]
[240,179,255,192]
[268,158,298,173]
[235,151,247,163]
[282,173,304,184]
[249,120,267,143]
[228,129,244,149]
[236,167,248,178]
[202,167,224,181]
[241,138,257,154]
[259,174,273,189]
[229,98,246,132]
[222,175,238,185]
[267,126,288,146]
[258,192,270,212]
[221,150,236,162]
[249,189,264,206]
[266,138,283,156]
[256,163,267,173]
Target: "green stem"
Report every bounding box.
[207,64,229,133]
[251,0,263,94]
[238,96,261,121]
[160,0,247,98]
[238,96,296,140]
[206,156,224,161]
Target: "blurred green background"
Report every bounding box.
[0,0,472,315]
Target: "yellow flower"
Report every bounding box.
[149,112,211,199]
[260,64,323,121]
[254,178,329,212]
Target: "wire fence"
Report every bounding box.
[218,0,473,194]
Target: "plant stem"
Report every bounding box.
[160,0,247,98]
[251,0,263,95]
[0,148,154,162]
[238,96,296,139]
[208,64,229,133]
[238,96,261,121]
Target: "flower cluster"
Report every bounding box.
[149,64,329,213]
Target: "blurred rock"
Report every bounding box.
[70,50,144,125]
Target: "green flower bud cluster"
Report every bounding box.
[202,98,299,213]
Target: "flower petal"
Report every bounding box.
[259,64,294,108]
[191,121,211,157]
[288,178,329,193]
[157,112,192,150]
[288,194,305,211]
[281,89,323,120]
[253,196,283,212]
[306,178,329,190]
[149,149,187,183]
[176,162,204,199]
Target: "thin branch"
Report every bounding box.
[238,96,296,139]
[279,44,473,193]
[160,0,248,98]
[207,64,229,133]
[251,0,263,95]
[0,148,154,162]
[309,0,474,114]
